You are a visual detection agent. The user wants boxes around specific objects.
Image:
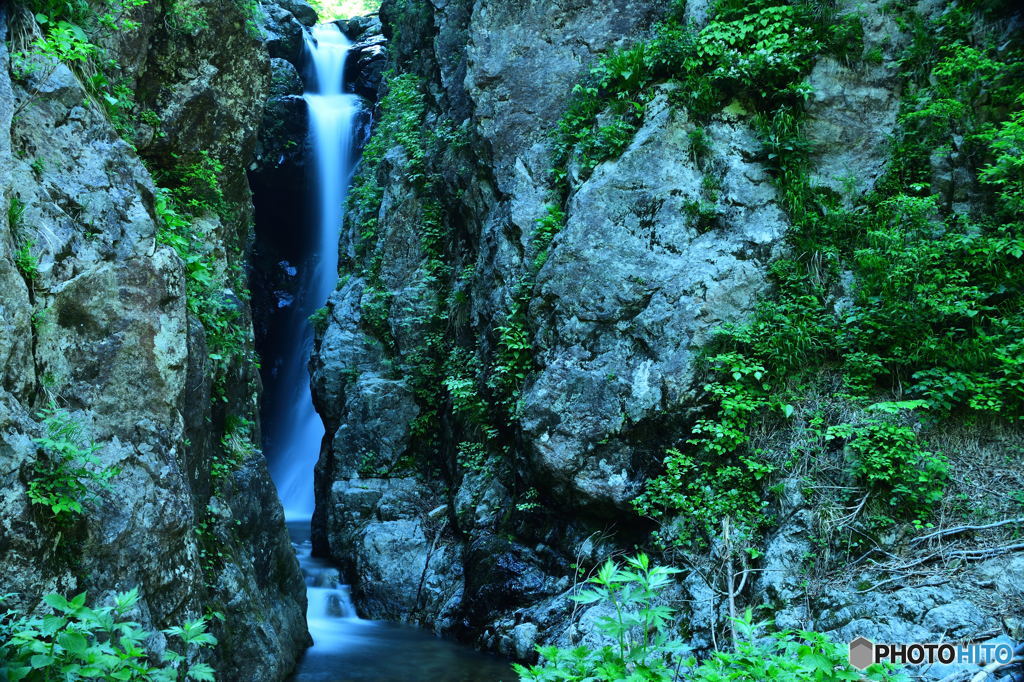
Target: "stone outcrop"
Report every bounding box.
[0,0,314,678]
[306,0,1023,678]
[524,94,787,510]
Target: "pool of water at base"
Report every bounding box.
[286,521,516,682]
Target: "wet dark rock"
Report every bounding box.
[277,0,319,26]
[339,14,383,42]
[464,535,551,624]
[263,3,308,63]
[346,37,388,99]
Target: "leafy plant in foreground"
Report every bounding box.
[514,554,688,681]
[0,588,218,681]
[513,554,904,681]
[692,609,905,681]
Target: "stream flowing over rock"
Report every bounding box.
[308,0,1024,677]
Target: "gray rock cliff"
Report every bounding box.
[0,1,315,678]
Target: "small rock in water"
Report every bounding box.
[314,568,340,588]
[275,291,294,308]
[325,592,351,617]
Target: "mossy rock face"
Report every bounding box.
[308,0,1024,670]
[0,1,310,679]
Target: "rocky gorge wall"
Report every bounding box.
[0,1,314,678]
[311,0,1024,676]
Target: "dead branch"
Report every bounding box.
[909,517,1024,546]
[970,657,1024,682]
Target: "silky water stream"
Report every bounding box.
[257,23,513,681]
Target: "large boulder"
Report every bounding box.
[523,93,787,509]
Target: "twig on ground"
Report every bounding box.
[909,517,1024,546]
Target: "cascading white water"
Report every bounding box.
[269,24,359,520]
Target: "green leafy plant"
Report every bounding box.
[0,588,218,681]
[514,554,688,682]
[692,609,904,681]
[27,404,118,524]
[635,352,779,549]
[828,421,949,522]
[309,306,330,333]
[15,240,39,281]
[531,204,566,270]
[11,0,151,127]
[488,287,534,419]
[210,416,257,481]
[514,557,904,682]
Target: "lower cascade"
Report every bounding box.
[287,522,512,680]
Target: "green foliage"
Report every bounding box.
[692,610,904,681]
[488,287,533,419]
[443,348,491,434]
[456,441,488,472]
[828,421,949,523]
[531,204,566,270]
[0,588,218,681]
[210,416,257,481]
[11,0,151,133]
[8,196,27,227]
[166,0,209,34]
[514,556,903,682]
[236,0,263,38]
[347,72,428,254]
[15,240,39,282]
[160,152,228,221]
[635,353,777,549]
[193,505,232,584]
[8,196,36,283]
[359,284,392,344]
[514,554,688,682]
[550,0,841,190]
[309,306,330,333]
[27,404,118,525]
[682,198,719,233]
[154,179,252,402]
[979,95,1024,218]
[636,4,1023,550]
[307,0,379,21]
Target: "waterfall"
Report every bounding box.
[267,24,359,520]
[257,23,514,680]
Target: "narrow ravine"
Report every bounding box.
[254,20,513,681]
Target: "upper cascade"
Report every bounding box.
[268,22,360,519]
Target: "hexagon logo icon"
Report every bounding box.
[849,637,875,670]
